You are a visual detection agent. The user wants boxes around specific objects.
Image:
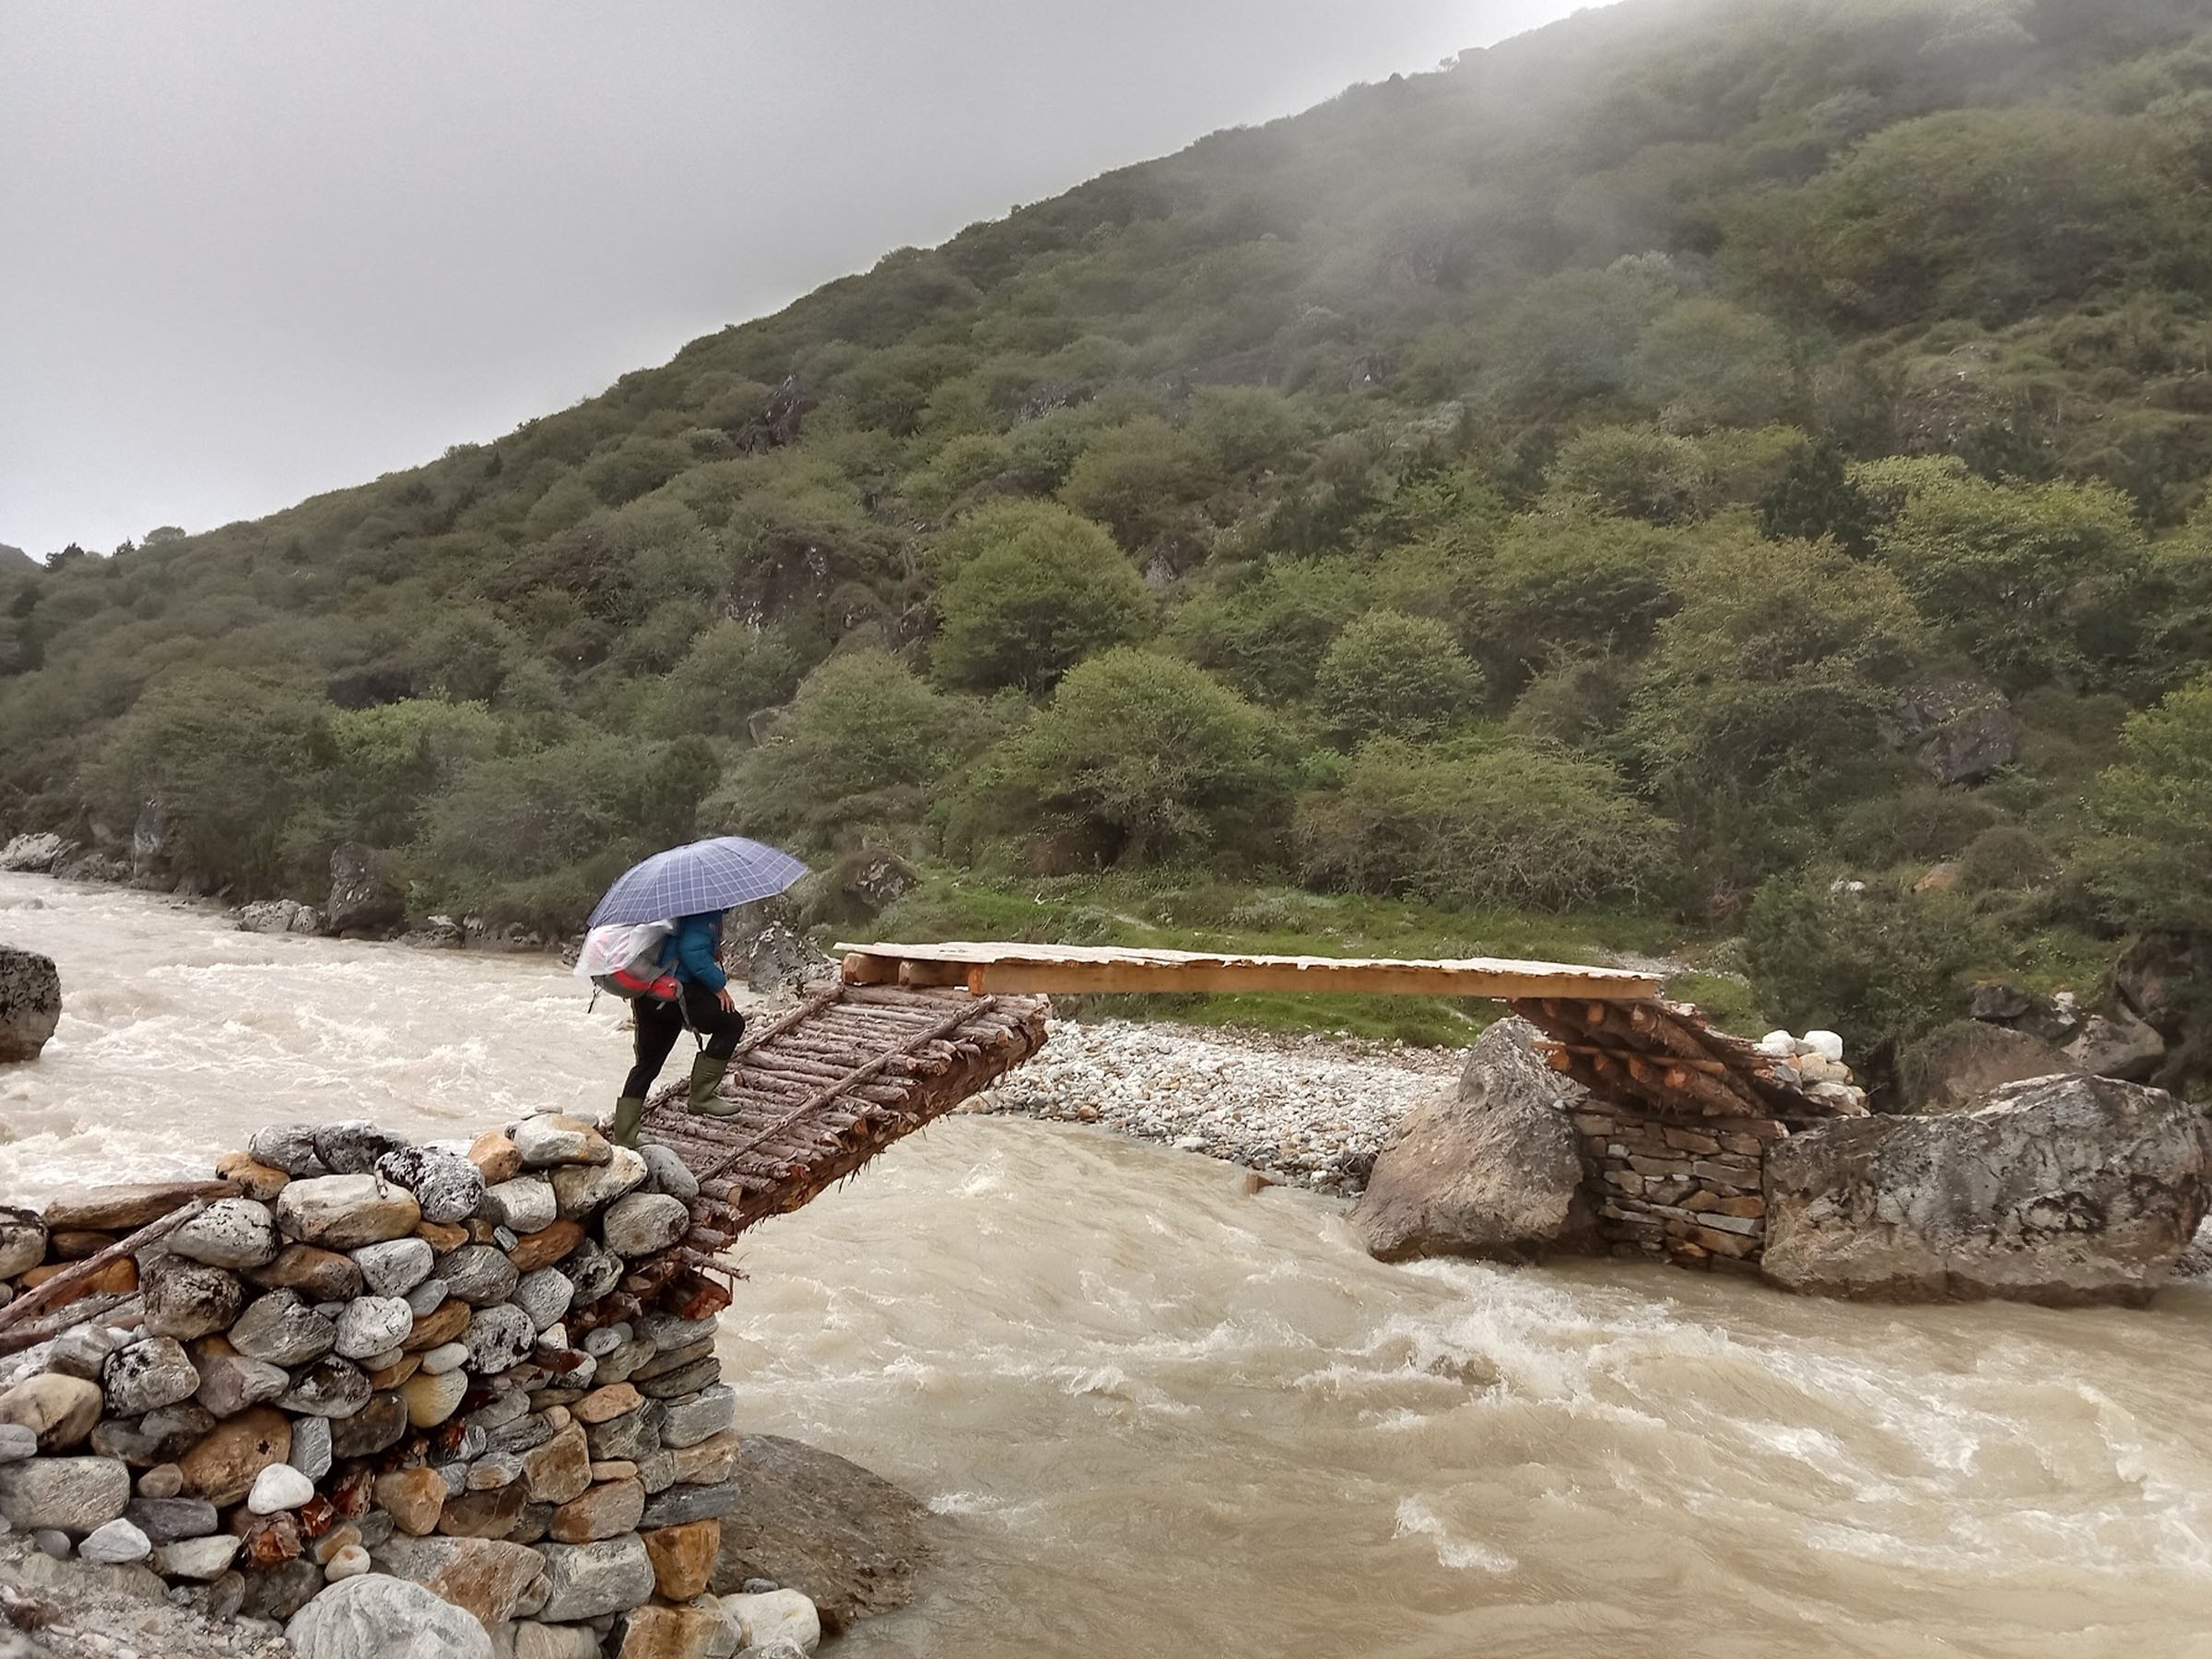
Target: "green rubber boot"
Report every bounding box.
[609,1096,645,1150]
[687,1051,735,1115]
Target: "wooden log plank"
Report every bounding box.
[0,1200,208,1336]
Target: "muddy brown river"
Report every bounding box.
[4,873,2210,1658]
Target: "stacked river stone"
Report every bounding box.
[0,1114,816,1659]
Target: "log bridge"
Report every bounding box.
[641,942,1865,1253]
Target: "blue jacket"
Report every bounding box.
[662,912,728,993]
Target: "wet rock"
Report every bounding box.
[377,1147,487,1226]
[142,1253,246,1340]
[231,1289,338,1365]
[642,1519,721,1602]
[195,1351,291,1418]
[280,1355,372,1418]
[328,1392,409,1459]
[371,1533,549,1628]
[523,1425,594,1506]
[287,1569,496,1659]
[618,1602,727,1659]
[155,1532,242,1579]
[515,1266,575,1333]
[253,1242,367,1300]
[561,1242,623,1302]
[0,1373,104,1449]
[466,1303,536,1374]
[249,1124,331,1179]
[638,1357,722,1400]
[0,943,62,1064]
[234,898,325,935]
[249,1461,316,1513]
[550,1477,644,1543]
[638,1480,737,1528]
[103,1335,200,1416]
[508,1219,586,1272]
[441,1244,522,1307]
[2065,1006,2167,1084]
[537,1532,656,1621]
[376,1466,451,1536]
[719,1588,820,1655]
[290,1414,333,1479]
[602,1193,688,1257]
[178,1406,291,1504]
[0,1455,131,1531]
[127,1492,219,1542]
[276,1173,423,1249]
[1900,1020,2077,1113]
[311,1121,413,1177]
[400,1365,469,1429]
[1350,1018,1596,1264]
[78,1514,152,1563]
[550,1148,648,1219]
[353,1236,436,1297]
[585,1403,664,1464]
[629,1153,692,1209]
[512,1114,614,1171]
[1764,1073,2212,1305]
[335,1294,416,1359]
[92,1401,216,1466]
[484,1176,559,1235]
[0,831,71,873]
[0,1208,48,1277]
[325,841,406,937]
[711,1434,931,1631]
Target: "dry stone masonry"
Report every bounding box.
[0,1112,824,1659]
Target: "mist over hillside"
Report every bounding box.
[7,0,2212,1086]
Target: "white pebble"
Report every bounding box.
[247,1462,316,1514]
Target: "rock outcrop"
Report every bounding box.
[0,945,62,1064]
[1350,1018,1596,1263]
[711,1433,931,1633]
[1894,677,2018,787]
[1761,1073,2212,1306]
[325,844,405,937]
[0,834,71,876]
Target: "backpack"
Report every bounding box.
[576,921,681,1002]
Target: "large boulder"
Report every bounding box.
[711,1433,931,1634]
[0,943,61,1063]
[286,1572,494,1659]
[1894,676,2018,787]
[326,842,405,937]
[1898,1021,2076,1113]
[2064,1005,2167,1084]
[1762,1073,2212,1306]
[0,832,71,874]
[1348,1017,1595,1264]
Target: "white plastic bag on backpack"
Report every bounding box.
[575,920,674,982]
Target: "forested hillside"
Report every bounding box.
[8,0,2212,1084]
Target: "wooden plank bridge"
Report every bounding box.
[641,942,1862,1249]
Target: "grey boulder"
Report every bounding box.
[0,1455,131,1531]
[1349,1017,1596,1263]
[535,1533,656,1622]
[102,1336,201,1417]
[375,1147,485,1226]
[287,1571,494,1659]
[601,1192,688,1257]
[169,1198,280,1268]
[0,944,62,1064]
[1763,1073,2212,1306]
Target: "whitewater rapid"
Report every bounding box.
[5,874,2211,1658]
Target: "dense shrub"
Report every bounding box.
[1547,426,1715,525]
[929,502,1147,692]
[972,649,1297,865]
[1313,611,1482,744]
[2085,672,2212,932]
[1168,560,1370,701]
[1629,300,1797,432]
[1296,738,1674,911]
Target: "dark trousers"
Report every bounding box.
[623,982,746,1100]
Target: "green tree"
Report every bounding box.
[1296,737,1673,910]
[2084,673,2212,932]
[661,622,808,739]
[1876,474,2151,691]
[88,670,330,892]
[930,501,1148,692]
[1313,611,1482,744]
[1547,426,1714,524]
[1169,559,1371,702]
[1057,417,1214,550]
[1463,510,1687,695]
[977,649,1297,865]
[1628,300,1796,431]
[724,651,985,850]
[1759,442,1877,557]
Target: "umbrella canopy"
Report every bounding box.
[587,836,809,928]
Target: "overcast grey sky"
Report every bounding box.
[0,2,1593,556]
